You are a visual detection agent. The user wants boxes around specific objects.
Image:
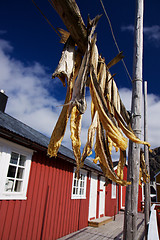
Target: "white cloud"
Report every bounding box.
[121,24,160,44]
[0,37,160,154]
[0,38,62,138]
[143,25,160,41]
[121,25,134,32]
[0,30,7,35]
[119,88,160,149]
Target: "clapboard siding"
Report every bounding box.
[105,183,118,217]
[0,150,90,240]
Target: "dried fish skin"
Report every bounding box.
[52,36,76,87]
[68,44,89,114]
[90,66,128,151]
[90,39,99,75]
[117,150,126,180]
[81,111,98,162]
[70,106,82,177]
[114,108,151,149]
[106,52,124,69]
[140,149,150,183]
[58,28,70,44]
[48,85,72,157]
[95,118,130,186]
[81,49,107,164]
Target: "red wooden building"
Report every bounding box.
[0,92,142,239]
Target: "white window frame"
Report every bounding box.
[71,167,87,199]
[111,181,116,199]
[0,138,33,200]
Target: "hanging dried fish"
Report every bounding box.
[81,111,98,163]
[68,47,88,114]
[70,106,82,178]
[113,106,151,149]
[80,47,106,165]
[90,65,128,151]
[48,85,72,157]
[58,28,70,44]
[52,36,76,87]
[48,51,82,158]
[68,16,100,115]
[106,52,124,69]
[95,118,130,186]
[140,149,150,183]
[117,150,126,180]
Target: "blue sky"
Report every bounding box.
[0,0,160,157]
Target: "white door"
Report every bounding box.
[99,176,105,218]
[88,173,98,220]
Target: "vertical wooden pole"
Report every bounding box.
[144,81,151,239]
[123,0,144,239]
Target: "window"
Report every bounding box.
[111,181,116,199]
[0,138,33,200]
[5,152,27,193]
[71,168,87,199]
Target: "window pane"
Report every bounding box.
[82,188,84,195]
[19,155,26,166]
[79,188,82,195]
[76,188,78,194]
[15,180,22,192]
[10,152,18,165]
[7,165,16,178]
[5,179,14,192]
[74,179,76,187]
[73,187,76,194]
[76,180,78,187]
[17,167,24,179]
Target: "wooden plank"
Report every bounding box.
[0,201,9,239]
[9,201,21,240]
[43,156,57,239]
[31,152,47,240]
[58,212,145,239]
[88,216,113,227]
[2,201,15,240]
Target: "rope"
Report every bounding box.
[32,0,61,39]
[99,0,133,83]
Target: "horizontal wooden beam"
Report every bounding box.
[50,0,87,53]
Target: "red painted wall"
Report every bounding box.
[105,182,118,217]
[0,151,90,240]
[117,166,143,212]
[138,185,142,212]
[105,165,142,215]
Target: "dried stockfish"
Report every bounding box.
[90,65,128,151]
[48,85,72,157]
[70,106,82,178]
[80,47,106,164]
[48,52,81,158]
[68,46,89,114]
[114,107,151,148]
[58,28,70,44]
[95,118,130,186]
[140,149,150,184]
[68,16,100,114]
[81,111,98,163]
[52,36,76,87]
[117,150,126,180]
[106,52,124,69]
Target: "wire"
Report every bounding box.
[32,0,61,39]
[99,0,133,83]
